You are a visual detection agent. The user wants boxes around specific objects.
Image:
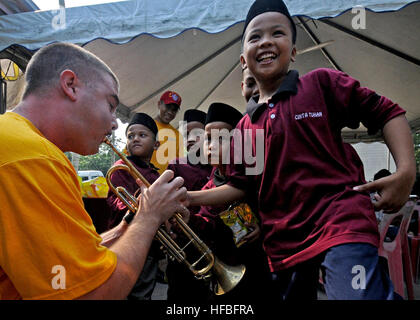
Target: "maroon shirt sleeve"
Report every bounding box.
[106,159,140,227]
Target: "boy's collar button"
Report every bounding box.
[268,103,275,108]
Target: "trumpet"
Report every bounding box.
[103,137,245,295]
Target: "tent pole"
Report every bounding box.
[194,61,240,111]
[320,19,420,67]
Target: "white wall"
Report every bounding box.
[352,142,396,182]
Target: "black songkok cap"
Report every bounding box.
[242,0,296,43]
[205,103,243,128]
[126,112,158,136]
[184,109,207,125]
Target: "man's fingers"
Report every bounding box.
[170,176,185,190]
[164,220,177,239]
[177,186,188,202]
[154,170,185,193]
[135,178,147,192]
[175,204,190,223]
[157,170,175,184]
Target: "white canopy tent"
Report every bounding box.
[0,0,419,143]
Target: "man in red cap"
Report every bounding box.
[151,90,184,174]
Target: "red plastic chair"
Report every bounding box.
[378,196,416,300]
[409,234,420,284]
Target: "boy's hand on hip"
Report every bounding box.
[353,171,414,213]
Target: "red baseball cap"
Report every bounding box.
[159,90,182,108]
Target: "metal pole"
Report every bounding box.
[0,78,6,115]
[71,152,80,172]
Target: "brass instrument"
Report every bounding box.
[103,137,245,295]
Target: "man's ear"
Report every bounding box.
[240,54,247,69]
[291,46,297,63]
[59,69,79,101]
[240,81,245,97]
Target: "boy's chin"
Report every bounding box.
[254,61,290,77]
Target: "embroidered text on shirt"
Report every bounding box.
[294,111,323,120]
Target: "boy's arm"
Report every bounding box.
[354,115,416,212]
[188,184,245,207]
[100,217,130,248]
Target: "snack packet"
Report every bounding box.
[219,203,258,247]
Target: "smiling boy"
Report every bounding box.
[188,0,416,300]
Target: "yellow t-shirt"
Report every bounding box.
[150,120,184,174]
[0,112,117,300]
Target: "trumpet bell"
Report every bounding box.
[213,257,246,296]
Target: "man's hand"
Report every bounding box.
[164,203,191,240]
[353,171,414,213]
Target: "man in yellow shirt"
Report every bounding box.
[151,91,184,174]
[0,42,188,300]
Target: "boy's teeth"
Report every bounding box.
[258,53,276,61]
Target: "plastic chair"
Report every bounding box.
[408,201,420,284]
[377,196,417,300]
[409,234,420,284]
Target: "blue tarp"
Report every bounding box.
[0,0,417,51]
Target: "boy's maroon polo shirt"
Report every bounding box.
[227,68,406,272]
[168,157,212,215]
[168,157,212,191]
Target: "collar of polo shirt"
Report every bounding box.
[246,70,299,123]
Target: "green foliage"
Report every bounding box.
[78,144,115,175]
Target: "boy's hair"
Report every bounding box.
[242,0,297,44]
[205,102,243,128]
[23,42,119,99]
[126,112,158,140]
